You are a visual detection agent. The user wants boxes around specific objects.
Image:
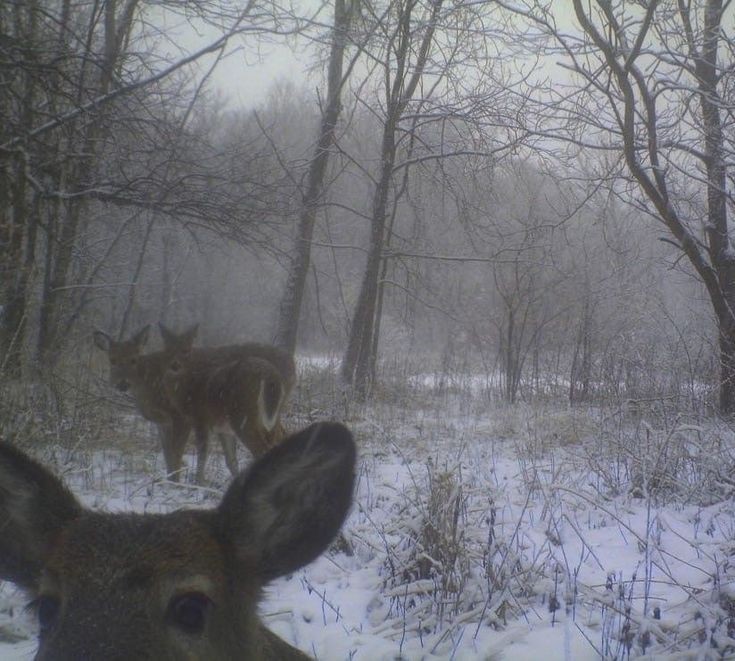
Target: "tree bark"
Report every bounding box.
[695,0,735,412]
[0,0,39,376]
[274,0,355,355]
[341,0,444,396]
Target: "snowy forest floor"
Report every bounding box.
[1,358,734,660]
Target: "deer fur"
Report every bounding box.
[158,323,296,462]
[0,422,356,660]
[93,325,199,482]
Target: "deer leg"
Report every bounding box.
[271,420,287,445]
[248,427,271,457]
[158,420,183,482]
[261,426,278,451]
[171,418,192,482]
[193,425,209,485]
[218,432,239,476]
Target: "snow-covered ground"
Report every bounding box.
[1,390,733,659]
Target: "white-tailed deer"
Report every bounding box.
[0,422,356,660]
[93,325,236,483]
[158,323,296,464]
[163,351,287,461]
[159,323,297,398]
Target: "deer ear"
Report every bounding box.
[218,423,356,582]
[92,330,111,352]
[159,323,197,351]
[0,443,82,592]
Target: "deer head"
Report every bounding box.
[93,325,198,393]
[0,422,356,660]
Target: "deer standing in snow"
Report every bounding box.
[93,325,200,482]
[158,323,296,464]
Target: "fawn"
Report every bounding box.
[0,422,356,660]
[93,325,234,483]
[158,323,296,462]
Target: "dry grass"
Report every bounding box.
[2,356,735,658]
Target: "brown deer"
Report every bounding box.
[0,422,356,660]
[162,349,287,461]
[158,323,296,462]
[93,325,237,483]
[158,323,297,406]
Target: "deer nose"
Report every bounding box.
[116,380,130,392]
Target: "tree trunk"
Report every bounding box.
[340,124,396,396]
[504,307,516,403]
[0,0,39,376]
[0,158,36,376]
[718,320,735,413]
[569,295,592,404]
[697,0,735,414]
[37,197,83,360]
[341,0,444,396]
[275,0,355,355]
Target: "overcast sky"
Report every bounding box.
[207,38,309,108]
[151,3,321,111]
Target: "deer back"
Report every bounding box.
[163,354,285,433]
[157,326,296,398]
[211,343,296,396]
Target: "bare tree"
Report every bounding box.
[504,1,735,411]
[339,0,446,396]
[274,0,362,356]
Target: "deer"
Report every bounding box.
[158,322,297,464]
[93,325,238,483]
[158,323,297,408]
[0,422,356,660]
[162,347,288,462]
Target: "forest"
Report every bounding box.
[0,0,734,659]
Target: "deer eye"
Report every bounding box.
[32,595,61,634]
[168,592,212,635]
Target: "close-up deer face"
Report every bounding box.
[0,422,356,660]
[31,511,243,660]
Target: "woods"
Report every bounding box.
[1,2,735,658]
[3,0,729,412]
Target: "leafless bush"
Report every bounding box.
[581,416,735,506]
[380,459,474,630]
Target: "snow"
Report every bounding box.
[1,399,733,659]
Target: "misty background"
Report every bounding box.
[3,3,735,657]
[1,0,730,414]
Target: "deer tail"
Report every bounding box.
[258,376,284,433]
